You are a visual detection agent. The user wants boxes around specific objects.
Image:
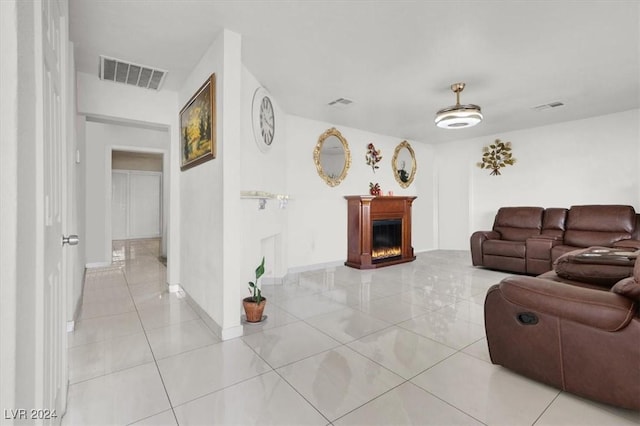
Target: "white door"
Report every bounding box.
[112,170,162,240]
[112,171,129,240]
[129,172,162,238]
[40,0,69,421]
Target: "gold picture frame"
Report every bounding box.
[180,74,216,171]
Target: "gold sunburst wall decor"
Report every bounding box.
[477,139,516,176]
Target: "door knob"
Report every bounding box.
[62,234,79,246]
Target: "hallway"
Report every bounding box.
[62,240,640,425]
[64,239,199,424]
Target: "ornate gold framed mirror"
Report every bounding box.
[392,140,417,188]
[313,127,351,187]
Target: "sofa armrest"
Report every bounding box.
[526,236,561,253]
[473,230,500,240]
[525,236,562,275]
[612,277,640,301]
[496,276,636,331]
[612,239,640,250]
[470,230,500,266]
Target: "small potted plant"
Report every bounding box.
[369,182,381,196]
[243,256,266,322]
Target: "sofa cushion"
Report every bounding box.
[554,247,636,287]
[541,208,567,238]
[551,245,579,262]
[563,205,635,247]
[493,207,543,241]
[483,240,526,258]
[563,230,633,248]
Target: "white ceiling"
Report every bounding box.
[69,1,640,143]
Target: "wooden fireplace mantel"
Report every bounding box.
[344,195,417,269]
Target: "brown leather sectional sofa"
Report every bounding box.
[471,205,640,275]
[485,250,640,410]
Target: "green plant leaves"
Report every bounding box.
[247,256,266,304]
[255,256,265,280]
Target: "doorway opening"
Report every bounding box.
[109,147,168,263]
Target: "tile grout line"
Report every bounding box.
[531,390,563,425]
[120,254,181,426]
[238,318,351,424]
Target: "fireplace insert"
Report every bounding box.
[372,219,402,262]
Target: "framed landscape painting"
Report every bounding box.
[180,74,216,170]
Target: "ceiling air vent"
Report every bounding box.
[328,97,354,108]
[532,101,565,111]
[99,55,168,91]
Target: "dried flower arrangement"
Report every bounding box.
[366,143,382,172]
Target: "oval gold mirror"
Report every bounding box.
[313,127,351,187]
[392,140,417,188]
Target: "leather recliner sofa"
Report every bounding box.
[471,204,640,275]
[485,255,640,410]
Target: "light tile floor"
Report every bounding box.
[62,239,640,425]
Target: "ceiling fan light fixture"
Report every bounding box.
[435,82,483,129]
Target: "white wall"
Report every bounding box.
[284,116,436,269]
[83,121,170,264]
[436,109,640,249]
[77,72,180,286]
[239,66,289,286]
[77,72,179,126]
[178,30,244,340]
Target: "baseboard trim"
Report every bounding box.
[180,287,243,341]
[85,261,111,269]
[414,248,436,254]
[287,260,344,275]
[221,325,244,340]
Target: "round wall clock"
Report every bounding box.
[252,87,275,152]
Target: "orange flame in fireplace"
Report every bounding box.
[372,247,402,260]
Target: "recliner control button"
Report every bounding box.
[517,312,539,325]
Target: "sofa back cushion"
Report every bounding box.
[542,208,568,238]
[633,214,640,240]
[564,205,636,247]
[493,207,544,241]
